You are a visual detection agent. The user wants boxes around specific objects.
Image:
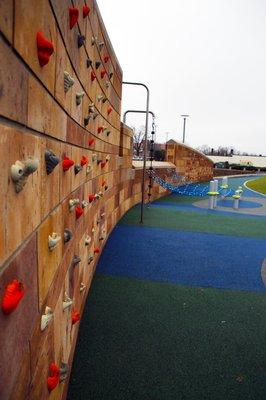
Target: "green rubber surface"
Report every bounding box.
[120,205,266,238]
[68,275,266,400]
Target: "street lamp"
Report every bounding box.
[181,114,189,143]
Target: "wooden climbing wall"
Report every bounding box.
[166,140,213,182]
[0,1,169,399]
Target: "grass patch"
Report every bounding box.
[246,176,266,195]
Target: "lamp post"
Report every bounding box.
[122,82,150,224]
[181,114,189,143]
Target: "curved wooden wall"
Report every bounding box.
[0,2,169,399]
[166,140,214,182]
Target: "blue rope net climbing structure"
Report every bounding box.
[148,169,235,197]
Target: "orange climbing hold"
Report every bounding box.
[91,71,96,82]
[88,194,95,203]
[75,205,84,219]
[36,31,54,67]
[94,247,100,254]
[69,7,79,29]
[100,70,107,79]
[83,5,90,18]
[47,363,60,392]
[80,156,88,166]
[1,279,25,315]
[88,138,95,146]
[72,310,80,325]
[62,156,74,171]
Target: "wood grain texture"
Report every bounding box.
[0,37,28,125]
[0,234,38,400]
[0,0,13,43]
[14,0,57,94]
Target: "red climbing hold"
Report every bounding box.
[1,279,25,315]
[107,106,113,115]
[88,194,95,203]
[62,156,74,171]
[83,5,90,18]
[100,161,106,169]
[47,363,60,392]
[97,126,103,134]
[72,310,80,325]
[80,156,88,166]
[75,205,84,219]
[36,31,54,67]
[104,55,110,63]
[100,70,107,79]
[69,7,79,29]
[88,138,95,146]
[91,71,96,82]
[94,247,100,254]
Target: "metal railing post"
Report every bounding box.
[122,82,150,223]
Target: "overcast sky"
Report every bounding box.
[97,0,266,154]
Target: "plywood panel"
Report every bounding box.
[27,75,67,141]
[0,234,38,400]
[9,350,31,400]
[55,33,73,114]
[37,204,63,307]
[14,0,57,94]
[0,0,13,43]
[0,37,28,125]
[0,124,8,265]
[41,137,61,220]
[59,142,73,201]
[6,127,42,258]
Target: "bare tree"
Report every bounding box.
[196,145,212,155]
[132,126,151,157]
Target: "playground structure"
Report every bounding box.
[148,169,245,211]
[1,1,258,399]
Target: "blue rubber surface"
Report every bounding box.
[97,225,266,293]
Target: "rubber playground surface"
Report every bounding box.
[68,176,266,400]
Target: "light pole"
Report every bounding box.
[181,114,189,143]
[122,82,150,224]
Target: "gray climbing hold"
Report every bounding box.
[86,58,92,68]
[11,157,39,193]
[74,165,82,174]
[72,255,81,266]
[84,116,90,126]
[98,42,104,51]
[45,149,59,175]
[76,92,85,106]
[64,229,73,243]
[64,71,75,92]
[78,34,85,48]
[59,362,69,383]
[95,61,101,69]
